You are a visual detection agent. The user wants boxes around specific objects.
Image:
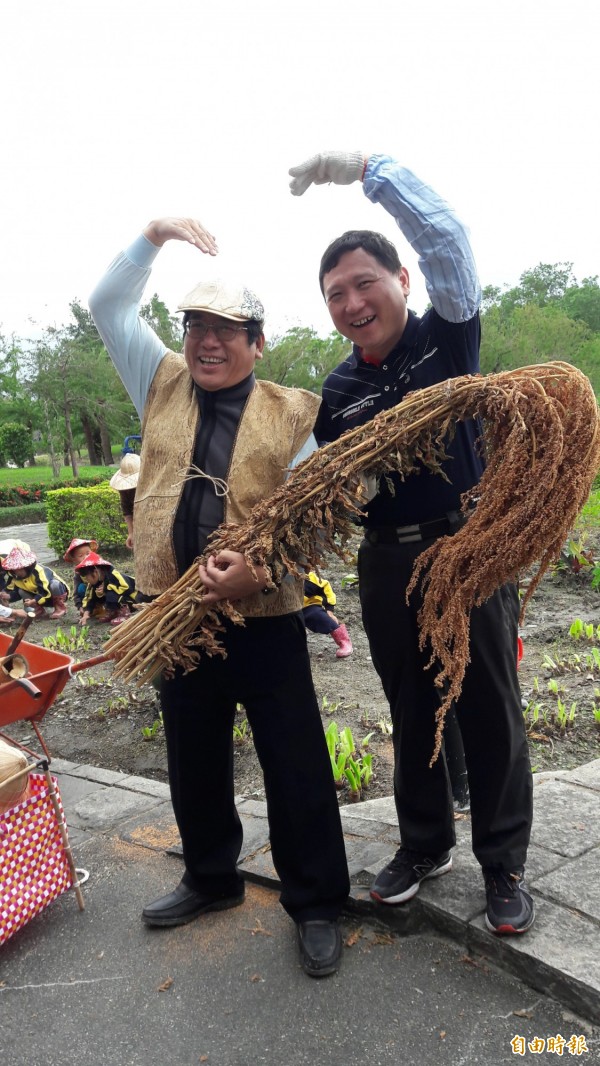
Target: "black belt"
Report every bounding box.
[364,511,465,545]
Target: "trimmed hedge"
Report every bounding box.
[46,483,127,555]
[0,474,108,507]
[0,503,47,527]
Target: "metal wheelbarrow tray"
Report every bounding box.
[0,632,110,760]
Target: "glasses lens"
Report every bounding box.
[185,322,239,341]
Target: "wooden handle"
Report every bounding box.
[4,613,35,657]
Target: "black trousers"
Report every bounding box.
[160,612,349,922]
[358,536,533,871]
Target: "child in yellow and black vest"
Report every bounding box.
[303,571,353,658]
[1,545,69,620]
[75,551,141,627]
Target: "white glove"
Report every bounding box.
[288,151,367,196]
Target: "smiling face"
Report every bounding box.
[183,313,265,391]
[322,248,411,361]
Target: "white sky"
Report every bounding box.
[2,0,598,344]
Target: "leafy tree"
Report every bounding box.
[0,422,32,467]
[257,327,350,392]
[561,277,600,334]
[141,294,183,351]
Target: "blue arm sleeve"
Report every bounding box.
[363,156,481,323]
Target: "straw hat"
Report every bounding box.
[63,537,99,562]
[109,452,141,491]
[0,538,31,558]
[1,546,36,571]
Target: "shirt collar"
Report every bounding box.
[349,310,420,369]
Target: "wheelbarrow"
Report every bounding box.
[0,630,111,762]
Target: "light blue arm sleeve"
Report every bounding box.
[88,234,168,417]
[363,155,481,322]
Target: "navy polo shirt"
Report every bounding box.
[315,308,485,526]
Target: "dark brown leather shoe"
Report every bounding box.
[297,919,342,977]
[142,881,244,927]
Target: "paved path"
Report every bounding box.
[2,757,599,1065]
[0,521,56,565]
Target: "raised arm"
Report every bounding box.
[289,152,480,323]
[89,218,218,416]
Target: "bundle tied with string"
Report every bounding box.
[106,362,600,763]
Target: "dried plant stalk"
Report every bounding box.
[106,362,600,760]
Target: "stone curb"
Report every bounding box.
[51,757,600,1025]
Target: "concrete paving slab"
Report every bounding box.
[64,762,132,785]
[52,773,107,809]
[240,843,279,887]
[339,813,399,840]
[238,813,271,862]
[116,774,171,798]
[341,794,396,823]
[468,897,600,1026]
[345,839,396,880]
[560,759,600,790]
[530,778,600,856]
[533,847,600,922]
[117,801,180,852]
[67,785,163,831]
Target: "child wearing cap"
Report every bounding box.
[0,539,32,607]
[109,453,140,549]
[1,546,69,620]
[76,551,141,626]
[63,538,99,614]
[303,572,353,658]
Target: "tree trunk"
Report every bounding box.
[98,414,113,465]
[63,396,78,478]
[43,400,61,478]
[80,414,101,465]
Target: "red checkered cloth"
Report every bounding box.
[0,773,74,945]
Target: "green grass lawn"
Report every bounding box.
[0,463,116,485]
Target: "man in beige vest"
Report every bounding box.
[89,217,349,977]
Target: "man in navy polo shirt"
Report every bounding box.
[289,151,535,936]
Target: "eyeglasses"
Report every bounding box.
[184,320,249,342]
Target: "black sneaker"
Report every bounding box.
[483,866,535,935]
[370,847,453,904]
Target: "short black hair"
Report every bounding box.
[182,312,264,346]
[319,230,402,294]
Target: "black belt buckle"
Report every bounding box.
[366,511,463,546]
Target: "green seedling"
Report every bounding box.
[141,719,162,741]
[547,678,561,696]
[584,648,600,672]
[43,625,90,654]
[233,718,251,744]
[569,618,598,641]
[321,696,340,716]
[341,573,359,590]
[523,701,541,727]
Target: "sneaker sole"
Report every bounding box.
[142,894,245,928]
[485,905,535,936]
[370,857,453,905]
